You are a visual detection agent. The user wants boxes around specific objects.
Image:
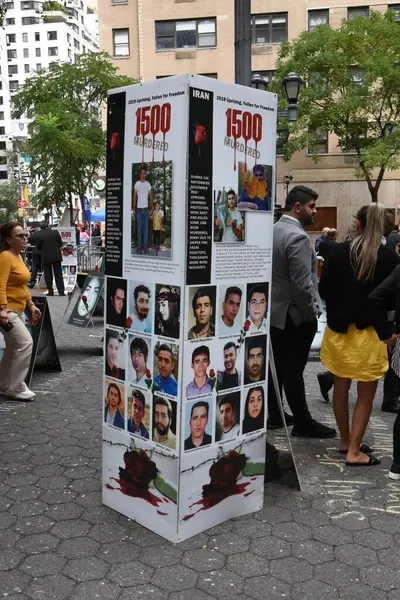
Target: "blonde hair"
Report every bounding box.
[350,203,385,281]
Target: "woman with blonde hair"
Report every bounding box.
[0,221,41,400]
[320,204,399,466]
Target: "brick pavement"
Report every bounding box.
[0,295,399,600]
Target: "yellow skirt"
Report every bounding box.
[321,324,388,382]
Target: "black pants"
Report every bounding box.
[268,315,317,426]
[153,230,161,246]
[383,347,400,407]
[394,412,400,465]
[29,254,41,286]
[43,261,64,294]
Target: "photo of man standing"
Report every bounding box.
[133,165,153,255]
[215,189,243,243]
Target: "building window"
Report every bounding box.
[74,38,80,49]
[348,7,369,19]
[155,18,216,50]
[35,48,41,57]
[48,47,58,56]
[0,127,5,135]
[35,32,40,42]
[9,81,19,92]
[6,34,16,44]
[0,156,8,165]
[24,64,30,73]
[389,4,400,21]
[0,113,4,121]
[112,0,127,3]
[251,13,287,44]
[7,50,17,60]
[308,9,329,31]
[113,28,129,56]
[0,172,8,179]
[307,129,328,154]
[48,31,58,41]
[22,33,28,43]
[23,48,29,58]
[350,67,364,86]
[0,98,3,105]
[36,63,42,71]
[67,33,71,43]
[21,17,41,25]
[68,49,71,59]
[6,19,16,25]
[0,142,6,150]
[0,82,2,90]
[8,65,18,76]
[21,1,41,8]
[5,1,14,8]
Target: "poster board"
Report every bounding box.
[25,296,61,386]
[68,271,104,328]
[103,75,277,542]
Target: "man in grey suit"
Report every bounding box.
[268,185,336,438]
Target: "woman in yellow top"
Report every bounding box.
[0,221,42,400]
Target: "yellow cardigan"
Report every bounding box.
[0,251,31,312]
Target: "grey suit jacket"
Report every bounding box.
[271,215,322,330]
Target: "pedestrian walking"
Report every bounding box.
[0,221,42,400]
[268,185,336,438]
[320,204,399,466]
[369,264,400,479]
[36,223,65,296]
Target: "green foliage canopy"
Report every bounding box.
[272,10,400,202]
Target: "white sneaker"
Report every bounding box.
[6,388,35,401]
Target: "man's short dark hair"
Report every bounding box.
[190,401,209,419]
[134,284,150,303]
[218,393,239,411]
[246,337,265,359]
[192,287,214,312]
[130,337,148,362]
[248,283,267,302]
[131,389,145,409]
[285,185,318,211]
[140,165,147,173]
[107,382,122,405]
[254,164,264,174]
[227,189,236,198]
[154,396,172,419]
[223,341,237,353]
[192,345,210,363]
[157,343,173,359]
[109,278,126,300]
[224,286,242,303]
[106,329,120,346]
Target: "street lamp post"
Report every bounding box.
[283,175,293,198]
[251,71,303,122]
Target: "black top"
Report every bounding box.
[36,228,63,265]
[369,265,400,341]
[319,241,400,333]
[184,433,212,450]
[217,371,240,391]
[318,237,337,260]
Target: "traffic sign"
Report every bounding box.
[17,199,27,207]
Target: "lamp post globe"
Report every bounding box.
[251,73,268,91]
[283,72,303,104]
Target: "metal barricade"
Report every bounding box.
[77,245,104,273]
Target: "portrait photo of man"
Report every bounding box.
[128,336,150,388]
[128,283,152,334]
[127,388,149,439]
[219,286,243,335]
[153,396,176,449]
[154,343,178,397]
[217,341,241,391]
[188,286,216,339]
[244,335,267,385]
[106,278,127,328]
[215,189,243,243]
[247,283,268,332]
[216,392,241,442]
[104,381,125,430]
[238,163,272,211]
[105,329,125,381]
[186,345,213,398]
[133,164,153,255]
[184,400,212,451]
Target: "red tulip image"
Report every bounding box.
[81,295,87,303]
[126,317,133,329]
[194,124,207,157]
[209,369,215,378]
[110,132,120,151]
[146,368,151,378]
[243,319,251,332]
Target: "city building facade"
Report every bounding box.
[0,0,99,197]
[97,0,400,237]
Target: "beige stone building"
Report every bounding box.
[97,0,400,238]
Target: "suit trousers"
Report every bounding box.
[0,312,33,394]
[29,254,41,286]
[383,347,400,407]
[268,315,317,425]
[394,412,400,465]
[43,261,64,294]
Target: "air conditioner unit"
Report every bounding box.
[6,43,11,47]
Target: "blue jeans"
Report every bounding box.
[137,209,149,247]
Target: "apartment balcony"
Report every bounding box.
[43,1,68,22]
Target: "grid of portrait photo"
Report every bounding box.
[183,282,269,453]
[104,276,181,454]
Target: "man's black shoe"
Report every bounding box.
[382,400,400,414]
[47,291,54,296]
[317,372,333,403]
[292,419,336,439]
[267,412,295,430]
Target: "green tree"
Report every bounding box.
[0,183,19,224]
[12,52,135,223]
[272,10,400,202]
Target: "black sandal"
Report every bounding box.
[345,456,381,467]
[339,443,374,455]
